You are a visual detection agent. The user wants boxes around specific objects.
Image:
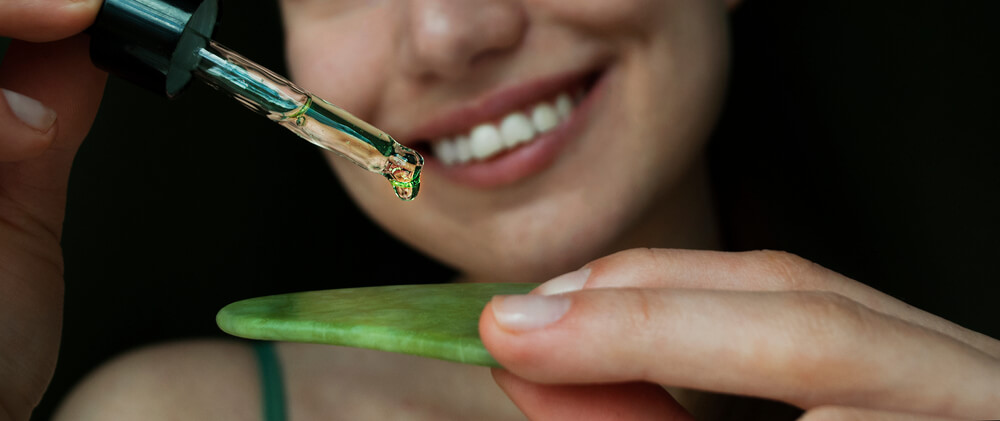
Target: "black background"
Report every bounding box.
[30,1,1000,419]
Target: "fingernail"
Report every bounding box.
[536,267,591,295]
[491,294,571,332]
[2,89,57,133]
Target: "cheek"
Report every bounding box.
[283,12,393,116]
[527,0,665,31]
[281,8,417,233]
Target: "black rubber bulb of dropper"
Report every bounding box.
[87,0,220,98]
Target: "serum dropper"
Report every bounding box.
[87,0,422,200]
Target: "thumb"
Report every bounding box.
[0,0,102,42]
[492,369,693,421]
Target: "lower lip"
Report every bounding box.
[422,72,609,189]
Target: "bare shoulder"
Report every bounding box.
[53,339,260,421]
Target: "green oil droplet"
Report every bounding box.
[383,143,423,201]
[390,174,421,201]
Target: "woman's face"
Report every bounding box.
[280,0,733,282]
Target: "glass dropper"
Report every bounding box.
[193,41,422,201]
[86,0,421,201]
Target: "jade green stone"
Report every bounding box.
[217,283,537,367]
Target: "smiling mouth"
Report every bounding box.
[409,70,602,167]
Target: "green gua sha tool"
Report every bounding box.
[217,283,537,367]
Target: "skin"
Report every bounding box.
[0,0,997,420]
[0,1,106,419]
[481,249,1000,419]
[281,0,731,283]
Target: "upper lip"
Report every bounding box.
[399,68,599,145]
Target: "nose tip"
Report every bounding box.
[401,0,526,79]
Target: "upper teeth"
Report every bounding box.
[432,92,577,166]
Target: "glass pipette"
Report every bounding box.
[87,0,422,200]
[193,40,422,201]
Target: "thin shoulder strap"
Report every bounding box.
[253,341,288,421]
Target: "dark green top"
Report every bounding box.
[253,342,287,421]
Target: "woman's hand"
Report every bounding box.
[480,249,1000,420]
[1,1,106,419]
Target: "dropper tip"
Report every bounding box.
[391,177,421,201]
[384,143,424,201]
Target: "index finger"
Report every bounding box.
[0,0,102,42]
[537,249,1000,358]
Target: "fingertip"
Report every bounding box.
[0,89,57,161]
[1,0,103,42]
[3,88,58,131]
[1,36,107,153]
[59,0,104,28]
[490,294,572,332]
[0,35,106,216]
[479,299,504,354]
[40,0,102,41]
[479,299,536,372]
[480,294,582,380]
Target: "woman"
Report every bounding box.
[2,0,997,419]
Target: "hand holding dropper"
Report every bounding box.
[0,0,420,419]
